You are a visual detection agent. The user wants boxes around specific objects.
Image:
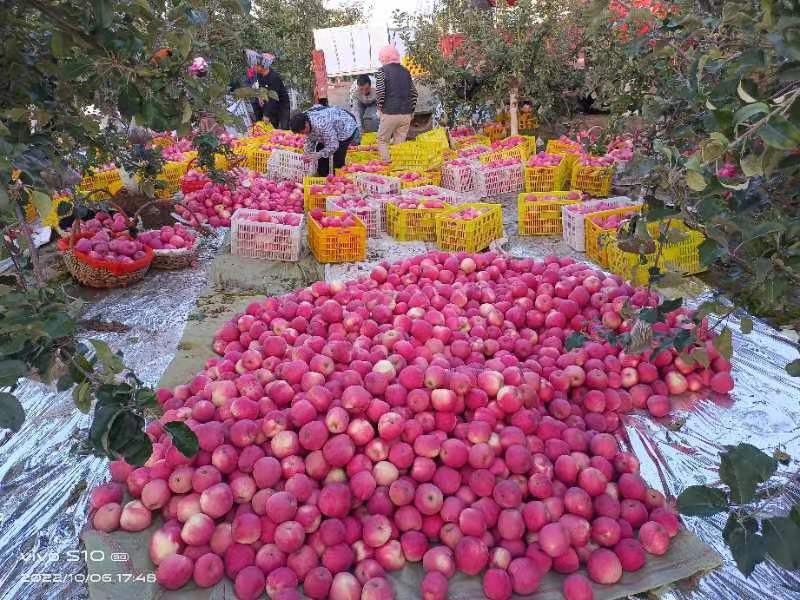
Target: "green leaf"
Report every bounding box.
[123,434,153,467]
[737,79,759,103]
[564,332,587,351]
[677,485,729,516]
[712,326,733,360]
[791,504,800,528]
[42,312,76,339]
[723,514,765,576]
[740,316,753,334]
[740,152,763,177]
[686,170,708,191]
[30,190,52,221]
[759,116,800,150]
[762,517,800,570]
[734,102,769,126]
[164,421,199,458]
[786,359,800,377]
[89,340,124,374]
[175,33,192,59]
[699,238,726,266]
[691,347,711,368]
[0,392,25,432]
[93,0,114,29]
[0,359,27,386]
[89,404,122,453]
[72,381,92,414]
[659,297,683,313]
[51,31,66,58]
[719,443,778,504]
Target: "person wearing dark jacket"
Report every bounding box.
[242,50,291,129]
[375,46,418,161]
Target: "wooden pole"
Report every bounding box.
[509,85,519,136]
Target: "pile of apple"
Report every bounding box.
[448,206,490,221]
[78,211,130,235]
[394,171,427,183]
[393,197,447,210]
[565,201,636,215]
[449,126,476,139]
[527,153,564,168]
[270,131,306,149]
[402,186,455,204]
[482,159,522,170]
[310,209,361,229]
[491,136,527,151]
[162,139,195,162]
[86,251,736,600]
[139,225,197,251]
[606,137,634,164]
[523,191,583,203]
[341,161,391,175]
[73,230,148,264]
[577,156,615,168]
[242,211,303,226]
[328,195,371,210]
[459,145,491,160]
[590,211,638,231]
[308,176,357,198]
[446,159,476,169]
[178,169,304,227]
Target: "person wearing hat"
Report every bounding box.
[242,50,290,129]
[290,106,359,177]
[375,46,418,161]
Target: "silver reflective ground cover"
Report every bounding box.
[1,195,799,599]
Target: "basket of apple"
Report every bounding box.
[307,209,366,263]
[386,196,450,242]
[571,155,616,198]
[326,194,381,238]
[138,224,199,270]
[524,152,570,192]
[58,225,153,288]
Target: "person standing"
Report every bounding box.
[349,74,379,133]
[290,106,358,177]
[375,46,418,161]
[258,53,291,130]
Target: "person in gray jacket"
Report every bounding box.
[375,46,418,161]
[349,74,379,133]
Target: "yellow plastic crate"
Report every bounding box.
[155,154,195,199]
[521,135,537,158]
[435,203,503,252]
[389,141,441,171]
[453,134,491,150]
[78,168,122,194]
[308,211,366,263]
[546,139,583,155]
[246,147,271,172]
[336,163,391,178]
[416,128,450,152]
[303,176,356,212]
[346,149,381,164]
[571,163,615,198]
[386,201,451,242]
[607,220,706,285]
[479,145,526,164]
[517,191,583,236]
[361,132,378,145]
[392,171,434,189]
[426,168,442,186]
[524,160,570,192]
[584,205,643,266]
[151,135,174,148]
[251,121,274,136]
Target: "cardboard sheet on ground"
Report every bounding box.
[82,523,721,599]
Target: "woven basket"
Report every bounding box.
[60,211,153,287]
[146,235,200,270]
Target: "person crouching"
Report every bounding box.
[290,106,359,177]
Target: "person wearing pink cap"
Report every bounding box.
[375,45,418,161]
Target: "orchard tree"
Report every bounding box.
[0,0,253,465]
[396,0,584,130]
[579,0,800,573]
[239,0,365,105]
